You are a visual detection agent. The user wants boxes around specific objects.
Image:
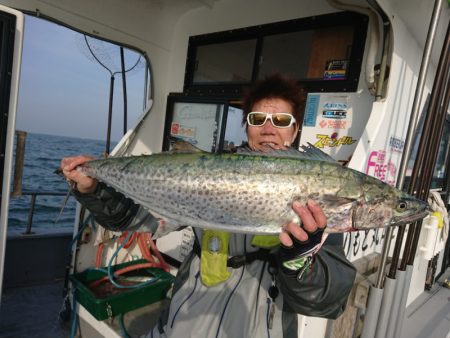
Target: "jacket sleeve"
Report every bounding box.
[72,182,160,233]
[277,234,356,319]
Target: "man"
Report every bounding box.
[61,74,355,337]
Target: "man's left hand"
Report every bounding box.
[277,200,327,278]
[279,199,327,247]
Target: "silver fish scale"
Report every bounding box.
[82,154,358,233]
[79,152,428,234]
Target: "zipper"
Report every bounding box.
[215,234,248,337]
[215,265,245,338]
[266,297,272,338]
[170,271,200,328]
[254,260,267,323]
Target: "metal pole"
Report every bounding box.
[389,0,444,276]
[106,75,115,156]
[385,269,407,337]
[405,50,450,267]
[394,14,450,338]
[368,2,443,337]
[375,227,393,286]
[401,40,450,269]
[373,275,396,338]
[397,0,443,191]
[393,265,414,338]
[120,47,128,135]
[11,131,27,197]
[24,193,36,235]
[377,0,441,284]
[361,286,383,338]
[361,6,393,337]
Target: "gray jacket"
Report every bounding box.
[75,183,356,338]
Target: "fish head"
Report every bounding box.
[386,193,429,226]
[351,190,429,230]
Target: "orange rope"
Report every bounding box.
[95,243,104,268]
[137,233,155,263]
[119,231,137,249]
[145,233,170,272]
[89,231,170,288]
[88,262,164,289]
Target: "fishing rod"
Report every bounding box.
[388,0,445,281]
[362,1,444,337]
[396,19,450,278]
[403,33,450,269]
[388,20,450,338]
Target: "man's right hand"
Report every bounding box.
[60,155,98,194]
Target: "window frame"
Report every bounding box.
[184,11,368,96]
[0,11,17,195]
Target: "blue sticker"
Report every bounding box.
[304,94,320,127]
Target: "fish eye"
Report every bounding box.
[396,201,408,212]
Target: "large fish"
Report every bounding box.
[77,143,428,235]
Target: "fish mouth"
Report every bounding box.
[390,208,429,226]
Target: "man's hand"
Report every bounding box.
[279,200,327,247]
[278,200,327,278]
[60,155,98,194]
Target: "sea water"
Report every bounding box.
[8,132,114,234]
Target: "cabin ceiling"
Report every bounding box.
[2,0,449,71]
[3,0,223,52]
[389,0,449,66]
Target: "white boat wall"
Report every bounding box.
[0,1,449,338]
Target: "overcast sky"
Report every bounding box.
[15,15,147,141]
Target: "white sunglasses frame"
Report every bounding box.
[247,112,297,129]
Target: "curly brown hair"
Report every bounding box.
[241,74,306,126]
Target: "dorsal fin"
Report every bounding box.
[235,142,337,163]
[298,143,337,162]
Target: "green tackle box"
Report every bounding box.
[70,259,174,321]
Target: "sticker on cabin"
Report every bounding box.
[313,133,356,148]
[319,119,347,129]
[365,150,397,186]
[304,94,320,127]
[323,60,348,80]
[389,136,405,153]
[170,122,196,139]
[317,96,352,130]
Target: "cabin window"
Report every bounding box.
[259,25,354,81]
[258,30,313,79]
[185,11,368,96]
[7,15,151,234]
[163,95,247,153]
[193,39,257,84]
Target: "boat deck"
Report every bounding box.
[401,269,450,338]
[0,269,449,338]
[0,279,71,338]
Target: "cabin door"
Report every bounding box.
[0,5,23,302]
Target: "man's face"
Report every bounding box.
[247,98,298,151]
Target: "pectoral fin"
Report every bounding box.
[321,194,356,207]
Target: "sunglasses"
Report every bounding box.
[247,112,296,128]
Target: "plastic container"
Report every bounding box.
[70,260,174,320]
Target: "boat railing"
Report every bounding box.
[17,190,71,235]
[10,131,74,235]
